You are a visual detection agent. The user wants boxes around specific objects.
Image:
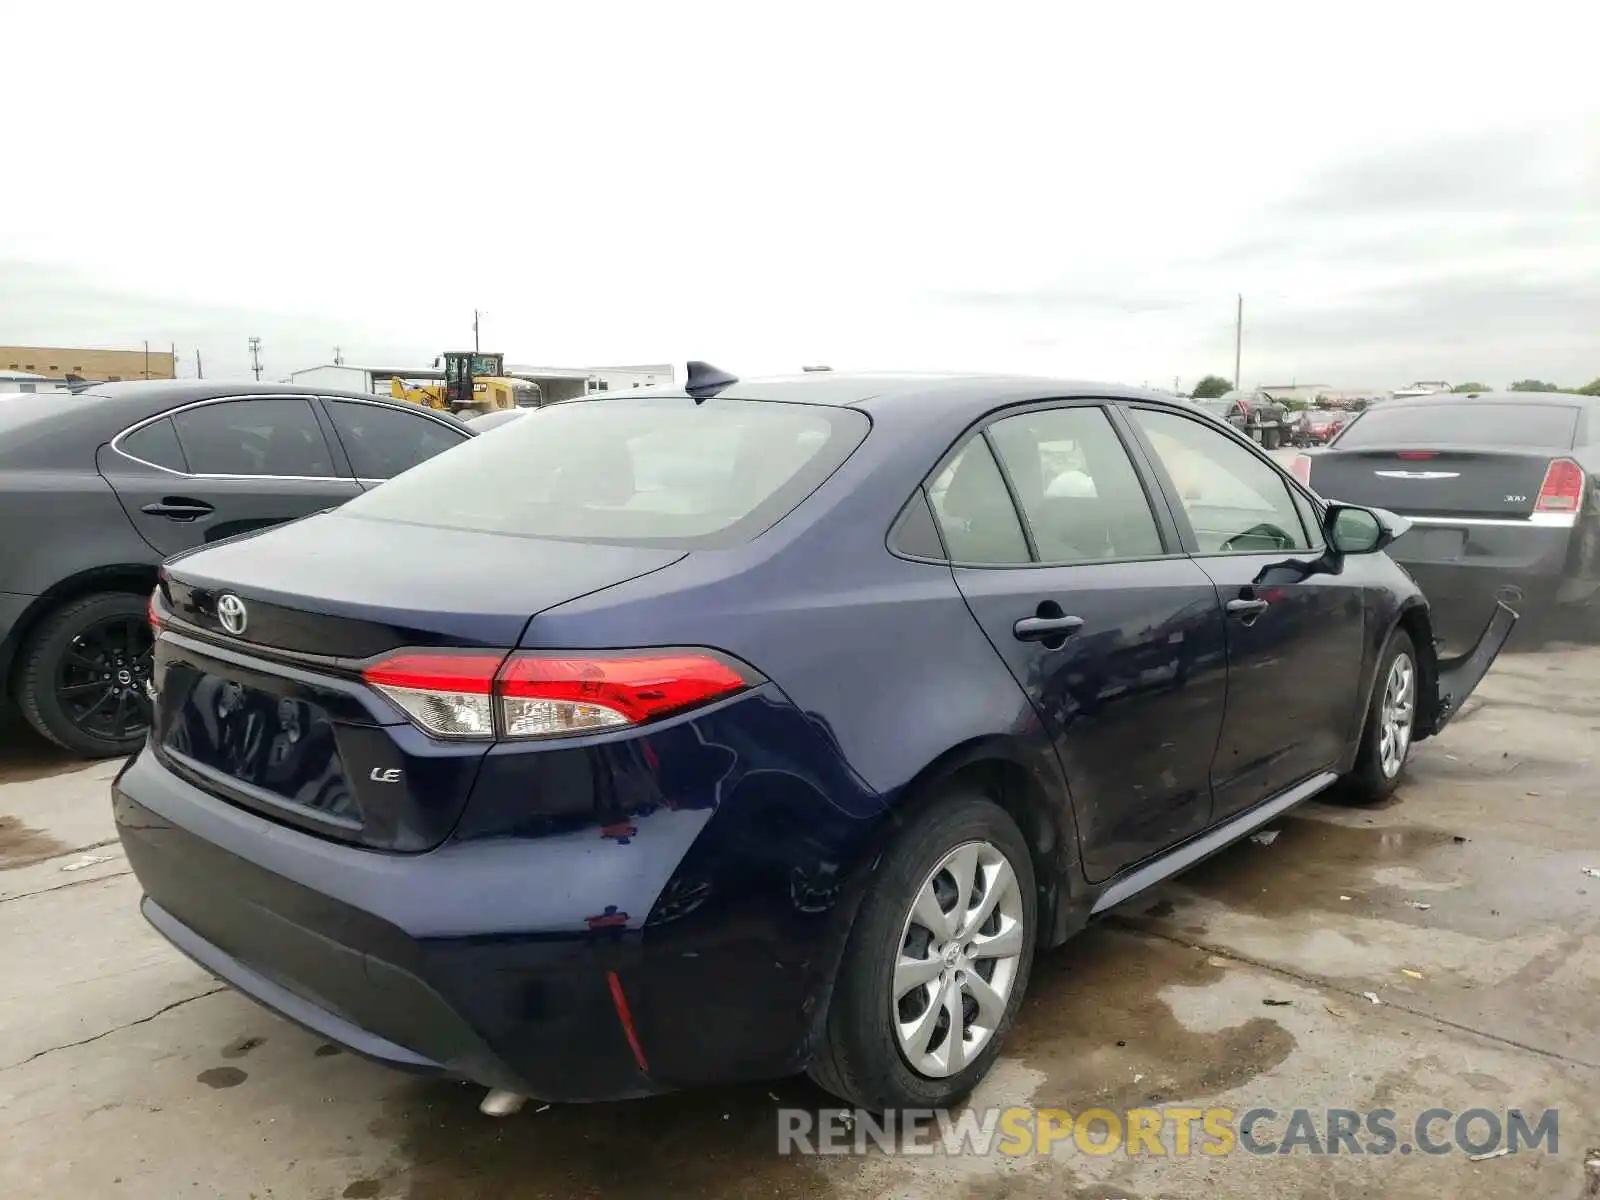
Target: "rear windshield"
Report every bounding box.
[1335,403,1579,449]
[337,396,868,547]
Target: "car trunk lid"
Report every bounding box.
[1307,446,1566,520]
[154,511,685,850]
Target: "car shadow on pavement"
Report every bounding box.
[0,718,95,787]
[338,923,1296,1200]
[360,1072,842,1200]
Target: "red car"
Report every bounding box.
[1295,409,1345,446]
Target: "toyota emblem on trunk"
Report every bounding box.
[217,594,248,635]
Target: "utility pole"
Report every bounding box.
[1234,294,1243,391]
[473,309,480,353]
[333,346,344,366]
[1173,375,1181,395]
[143,340,150,380]
[195,349,204,379]
[248,336,263,381]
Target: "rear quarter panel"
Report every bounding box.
[517,411,1069,1078]
[0,468,158,681]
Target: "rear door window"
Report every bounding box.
[1336,404,1579,449]
[172,398,338,477]
[325,400,468,480]
[337,396,867,548]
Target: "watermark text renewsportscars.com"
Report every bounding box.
[778,1106,1559,1158]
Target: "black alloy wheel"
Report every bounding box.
[18,592,155,757]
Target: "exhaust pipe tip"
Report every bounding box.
[479,1089,528,1117]
[1494,584,1525,606]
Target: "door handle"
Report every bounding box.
[1226,597,1270,619]
[1013,614,1085,643]
[141,499,215,521]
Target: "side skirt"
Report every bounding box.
[1089,771,1339,915]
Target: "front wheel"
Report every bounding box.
[16,591,154,758]
[808,793,1036,1111]
[1339,629,1417,804]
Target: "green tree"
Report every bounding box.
[1451,382,1490,393]
[1575,378,1600,396]
[1509,379,1561,392]
[1191,375,1233,399]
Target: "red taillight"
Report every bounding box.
[498,653,750,736]
[361,649,754,741]
[1290,454,1312,485]
[1535,458,1585,514]
[361,653,505,694]
[147,590,162,631]
[1396,451,1437,460]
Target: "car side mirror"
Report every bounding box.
[1325,503,1405,554]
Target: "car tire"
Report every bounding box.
[808,791,1037,1112]
[16,591,154,759]
[1262,426,1282,450]
[1339,628,1418,804]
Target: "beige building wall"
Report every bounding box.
[0,346,177,381]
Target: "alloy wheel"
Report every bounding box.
[892,840,1026,1078]
[55,615,154,743]
[1378,652,1415,779]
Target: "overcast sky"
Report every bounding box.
[5,2,1598,391]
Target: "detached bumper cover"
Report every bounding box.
[1424,600,1518,735]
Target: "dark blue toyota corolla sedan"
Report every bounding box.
[114,368,1514,1113]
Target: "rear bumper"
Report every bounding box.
[114,683,885,1100]
[1387,520,1589,629]
[115,748,662,1102]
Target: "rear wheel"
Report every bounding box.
[808,792,1036,1111]
[1262,425,1282,450]
[1339,629,1417,804]
[16,592,153,758]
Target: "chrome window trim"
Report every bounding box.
[109,392,464,481]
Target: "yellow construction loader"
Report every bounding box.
[389,352,542,416]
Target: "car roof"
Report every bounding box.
[1374,390,1600,410]
[609,372,1190,424]
[73,379,468,426]
[83,378,404,405]
[0,379,469,469]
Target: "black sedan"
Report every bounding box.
[0,381,472,756]
[1293,391,1600,640]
